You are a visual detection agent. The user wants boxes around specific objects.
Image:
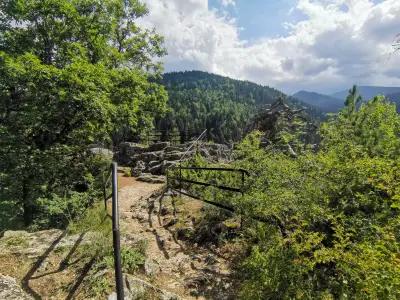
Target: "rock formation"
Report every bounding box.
[115,141,231,176]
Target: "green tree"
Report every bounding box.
[0,0,167,227]
[344,85,362,116]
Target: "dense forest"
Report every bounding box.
[155,71,323,143]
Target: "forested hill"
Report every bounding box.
[156,71,322,143]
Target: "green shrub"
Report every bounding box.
[192,98,400,299]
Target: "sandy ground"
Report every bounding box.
[116,175,236,299]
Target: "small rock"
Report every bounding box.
[133,212,147,222]
[132,160,146,177]
[108,292,117,300]
[0,274,33,300]
[124,274,181,300]
[144,259,161,276]
[137,173,166,184]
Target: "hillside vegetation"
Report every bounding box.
[293,90,343,112]
[156,71,322,143]
[184,94,400,299]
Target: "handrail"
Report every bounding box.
[168,177,244,193]
[102,162,124,300]
[168,166,250,176]
[167,166,288,232]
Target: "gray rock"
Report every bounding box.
[0,274,33,300]
[164,151,192,161]
[117,142,147,165]
[108,292,117,300]
[135,151,163,163]
[89,147,114,158]
[137,174,166,184]
[124,274,181,300]
[144,259,161,276]
[0,230,95,259]
[148,160,161,168]
[132,160,146,177]
[148,164,162,175]
[164,146,185,152]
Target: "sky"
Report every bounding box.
[138,0,400,94]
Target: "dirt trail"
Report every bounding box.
[117,175,236,299]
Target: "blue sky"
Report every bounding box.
[141,0,400,94]
[209,0,306,41]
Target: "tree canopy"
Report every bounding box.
[0,0,167,227]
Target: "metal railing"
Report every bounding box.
[102,162,124,300]
[166,165,289,236]
[166,165,249,212]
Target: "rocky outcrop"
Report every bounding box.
[136,173,166,184]
[0,275,33,300]
[0,230,94,259]
[115,141,231,176]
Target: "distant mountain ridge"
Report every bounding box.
[331,86,400,100]
[386,92,400,112]
[292,91,343,113]
[293,86,400,113]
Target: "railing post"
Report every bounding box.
[102,172,107,210]
[111,162,124,300]
[179,166,182,196]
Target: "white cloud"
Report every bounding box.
[220,0,235,7]
[139,0,400,94]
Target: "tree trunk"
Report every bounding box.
[22,178,34,226]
